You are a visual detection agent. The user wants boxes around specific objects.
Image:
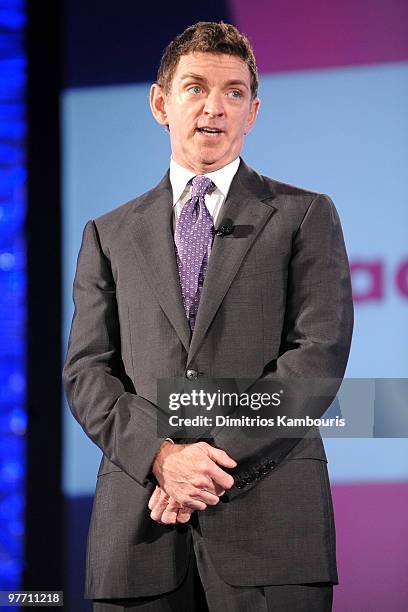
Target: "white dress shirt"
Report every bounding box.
[169,155,240,227]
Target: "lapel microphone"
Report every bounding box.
[214,219,235,237]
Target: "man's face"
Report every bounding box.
[150,52,260,174]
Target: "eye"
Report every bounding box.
[227,90,243,99]
[188,85,203,95]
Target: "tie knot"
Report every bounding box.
[190,175,214,199]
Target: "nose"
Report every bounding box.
[203,89,224,117]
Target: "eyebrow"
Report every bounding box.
[179,73,249,90]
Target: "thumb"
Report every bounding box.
[201,443,237,468]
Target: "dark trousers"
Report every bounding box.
[93,517,333,612]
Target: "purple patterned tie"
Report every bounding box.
[174,175,215,330]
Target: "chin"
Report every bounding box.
[200,157,219,166]
[197,151,225,167]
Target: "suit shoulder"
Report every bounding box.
[260,173,328,201]
[90,179,164,241]
[258,172,335,216]
[92,188,150,229]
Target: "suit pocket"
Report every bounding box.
[97,469,123,478]
[316,458,336,555]
[234,266,280,280]
[284,432,328,462]
[97,456,123,477]
[287,455,328,462]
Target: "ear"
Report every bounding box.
[150,83,168,126]
[244,97,260,135]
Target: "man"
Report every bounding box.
[63,21,353,611]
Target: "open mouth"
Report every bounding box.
[197,127,223,136]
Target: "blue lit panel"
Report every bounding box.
[0,0,27,590]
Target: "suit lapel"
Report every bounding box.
[126,160,277,362]
[187,159,277,366]
[126,172,191,353]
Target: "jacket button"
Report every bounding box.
[186,369,199,380]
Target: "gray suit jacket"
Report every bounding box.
[62,158,353,599]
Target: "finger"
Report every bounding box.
[148,486,161,510]
[213,484,226,496]
[157,483,207,512]
[181,498,207,511]
[206,463,235,490]
[160,499,181,525]
[151,486,169,510]
[177,507,193,523]
[189,488,221,506]
[150,490,171,522]
[190,475,219,495]
[196,479,225,497]
[197,442,237,468]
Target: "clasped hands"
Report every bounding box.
[148,440,237,525]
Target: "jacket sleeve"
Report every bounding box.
[62,219,167,488]
[211,194,354,500]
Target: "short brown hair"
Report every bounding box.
[157,21,259,99]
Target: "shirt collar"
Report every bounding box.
[169,156,240,206]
